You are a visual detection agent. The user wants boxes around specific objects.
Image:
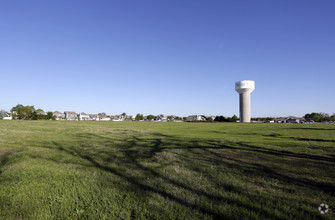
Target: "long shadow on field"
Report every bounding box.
[172,140,335,194]
[288,127,335,131]
[37,131,334,219]
[263,134,335,143]
[0,149,24,169]
[237,141,335,163]
[48,140,231,219]
[285,136,335,143]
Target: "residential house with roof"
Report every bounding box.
[187,115,206,121]
[155,114,167,122]
[64,111,78,120]
[208,116,216,121]
[79,112,90,120]
[89,114,99,121]
[53,111,65,120]
[3,113,12,120]
[100,116,110,121]
[166,115,177,121]
[275,116,305,123]
[111,115,125,121]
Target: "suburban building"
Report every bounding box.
[208,116,216,121]
[100,116,110,121]
[3,113,12,120]
[155,114,167,121]
[275,117,305,123]
[166,115,177,121]
[64,111,78,120]
[110,115,125,121]
[79,112,90,120]
[89,114,99,121]
[187,115,206,121]
[53,111,65,120]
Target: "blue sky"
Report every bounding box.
[0,1,334,117]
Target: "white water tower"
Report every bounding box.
[235,80,255,123]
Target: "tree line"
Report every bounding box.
[251,117,274,121]
[214,115,238,122]
[10,104,55,120]
[304,112,335,122]
[3,104,333,122]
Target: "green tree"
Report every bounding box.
[33,108,47,120]
[17,105,35,120]
[214,116,225,122]
[167,116,173,121]
[206,117,213,122]
[46,112,55,120]
[231,115,238,122]
[147,115,155,120]
[32,111,38,120]
[121,112,126,117]
[35,109,44,115]
[10,104,23,119]
[135,114,144,121]
[304,112,331,122]
[11,104,23,113]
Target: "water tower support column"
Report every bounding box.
[235,80,255,123]
[239,93,251,123]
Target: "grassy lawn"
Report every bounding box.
[0,121,334,219]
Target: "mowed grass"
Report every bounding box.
[0,121,334,219]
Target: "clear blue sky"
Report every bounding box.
[1,1,334,117]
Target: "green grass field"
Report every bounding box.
[0,121,334,219]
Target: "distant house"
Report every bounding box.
[100,116,110,121]
[155,114,167,121]
[286,117,305,123]
[166,115,177,121]
[110,115,116,120]
[274,118,285,123]
[275,116,305,123]
[89,114,99,121]
[187,115,206,121]
[53,111,65,120]
[79,112,90,121]
[98,115,110,121]
[111,115,125,121]
[64,111,78,120]
[208,116,216,121]
[3,113,12,120]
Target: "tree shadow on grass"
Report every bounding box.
[286,137,335,143]
[33,131,335,219]
[0,149,25,169]
[175,140,335,194]
[288,127,335,131]
[46,141,229,219]
[262,134,335,143]
[236,141,335,163]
